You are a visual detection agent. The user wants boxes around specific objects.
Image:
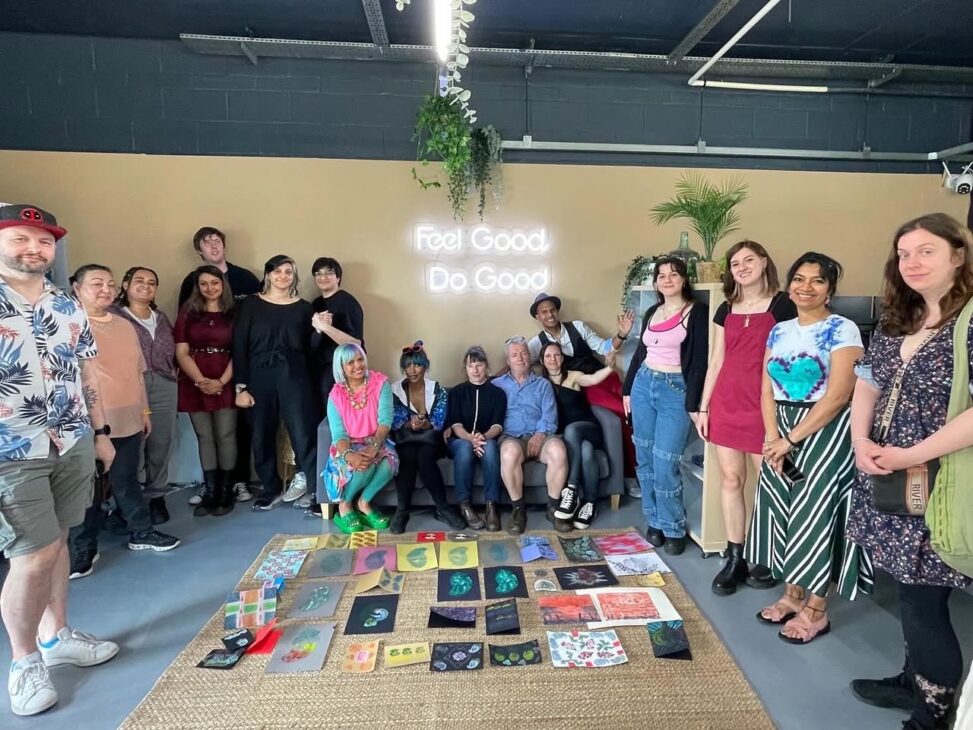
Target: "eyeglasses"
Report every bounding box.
[402,340,425,354]
[314,269,336,278]
[504,336,527,345]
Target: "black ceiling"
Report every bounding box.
[2,0,973,67]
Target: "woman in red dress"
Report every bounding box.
[696,241,796,595]
[174,265,238,517]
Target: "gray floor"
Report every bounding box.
[1,492,969,730]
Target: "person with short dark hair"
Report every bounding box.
[0,205,120,716]
[847,214,973,729]
[310,257,365,399]
[446,346,507,531]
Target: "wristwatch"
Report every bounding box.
[94,425,111,437]
[235,384,248,394]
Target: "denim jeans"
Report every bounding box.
[630,365,691,538]
[562,420,603,502]
[448,437,501,503]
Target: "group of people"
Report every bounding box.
[0,200,969,729]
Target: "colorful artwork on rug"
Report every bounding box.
[558,535,603,563]
[581,588,682,628]
[245,619,280,655]
[344,594,400,635]
[537,594,599,624]
[349,530,378,548]
[340,640,379,672]
[519,535,558,560]
[482,565,529,599]
[436,569,482,602]
[484,599,521,635]
[430,643,484,672]
[605,551,671,577]
[592,531,655,556]
[286,580,344,619]
[647,620,692,660]
[254,550,309,581]
[417,531,446,543]
[197,649,244,670]
[481,538,522,567]
[396,543,438,572]
[304,548,354,579]
[221,628,254,653]
[489,640,542,667]
[353,545,397,575]
[320,534,350,549]
[520,544,544,563]
[547,629,628,668]
[438,541,479,569]
[384,642,430,668]
[224,587,277,629]
[262,576,285,595]
[635,572,666,587]
[281,537,320,552]
[553,564,619,590]
[355,567,404,595]
[428,606,477,629]
[266,623,335,673]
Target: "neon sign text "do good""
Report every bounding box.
[414,223,552,295]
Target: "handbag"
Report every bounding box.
[871,328,939,516]
[393,383,442,447]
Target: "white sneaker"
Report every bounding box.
[233,482,253,502]
[187,485,204,506]
[281,472,308,502]
[293,493,313,509]
[8,653,57,716]
[38,627,119,668]
[553,485,579,520]
[625,478,642,499]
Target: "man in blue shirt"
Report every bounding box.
[493,336,569,534]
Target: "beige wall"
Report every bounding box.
[0,150,966,380]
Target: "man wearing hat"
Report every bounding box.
[0,204,120,716]
[528,292,640,496]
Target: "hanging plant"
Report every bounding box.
[412,94,473,220]
[469,125,503,219]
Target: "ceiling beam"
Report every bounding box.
[668,0,741,64]
[360,0,390,52]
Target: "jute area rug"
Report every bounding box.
[121,529,773,730]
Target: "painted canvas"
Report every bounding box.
[436,569,482,602]
[281,537,320,552]
[287,580,344,619]
[605,551,671,577]
[353,545,397,575]
[344,594,400,635]
[396,543,438,572]
[592,531,655,556]
[304,549,353,578]
[581,587,682,628]
[482,565,529,599]
[266,623,335,673]
[428,606,477,629]
[254,550,308,581]
[438,541,479,569]
[558,535,603,563]
[481,538,522,567]
[349,530,378,548]
[484,599,520,635]
[224,587,277,629]
[647,620,692,660]
[384,642,430,668]
[553,564,619,590]
[489,640,542,666]
[537,594,600,624]
[340,640,379,672]
[430,643,484,672]
[547,629,628,668]
[519,535,558,560]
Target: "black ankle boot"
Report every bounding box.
[211,470,235,516]
[712,541,749,596]
[193,470,219,516]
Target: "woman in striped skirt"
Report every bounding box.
[746,252,874,644]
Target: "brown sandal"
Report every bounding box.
[778,608,831,644]
[756,592,805,625]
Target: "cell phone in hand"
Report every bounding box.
[780,456,804,485]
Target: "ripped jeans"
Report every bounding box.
[630,365,691,538]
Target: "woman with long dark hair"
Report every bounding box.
[232,255,319,510]
[112,266,177,526]
[540,340,615,529]
[696,241,796,595]
[174,265,237,517]
[847,214,972,730]
[748,252,872,645]
[622,256,708,555]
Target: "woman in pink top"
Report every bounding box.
[323,343,398,534]
[622,257,709,556]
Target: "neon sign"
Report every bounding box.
[414,224,552,295]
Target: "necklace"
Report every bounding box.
[344,383,367,410]
[740,297,768,328]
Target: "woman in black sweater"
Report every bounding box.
[622,257,708,555]
[232,255,319,510]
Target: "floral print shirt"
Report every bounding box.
[0,278,98,460]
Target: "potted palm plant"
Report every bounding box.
[649,173,749,283]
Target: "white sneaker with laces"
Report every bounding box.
[573,500,596,530]
[38,627,119,668]
[8,653,57,716]
[234,482,253,502]
[281,472,308,502]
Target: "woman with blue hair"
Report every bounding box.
[322,343,397,533]
[389,341,465,534]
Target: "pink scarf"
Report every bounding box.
[329,370,388,439]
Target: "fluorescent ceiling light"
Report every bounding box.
[697,80,830,93]
[434,0,451,63]
[688,0,781,86]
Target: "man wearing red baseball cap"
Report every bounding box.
[0,204,120,716]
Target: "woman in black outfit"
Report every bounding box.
[232,255,319,510]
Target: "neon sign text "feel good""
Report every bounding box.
[414,224,551,295]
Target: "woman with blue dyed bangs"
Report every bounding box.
[389,341,465,534]
[323,343,397,534]
[747,252,873,645]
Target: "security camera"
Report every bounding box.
[942,162,973,195]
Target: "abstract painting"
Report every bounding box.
[436,569,482,602]
[547,629,628,668]
[224,587,277,629]
[430,643,484,672]
[537,594,600,624]
[553,565,619,590]
[489,640,542,667]
[483,565,529,599]
[266,623,335,673]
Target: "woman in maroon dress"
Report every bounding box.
[696,241,796,595]
[174,265,238,516]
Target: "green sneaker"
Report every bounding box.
[359,510,390,530]
[333,511,364,534]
